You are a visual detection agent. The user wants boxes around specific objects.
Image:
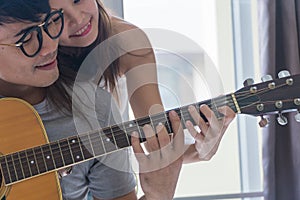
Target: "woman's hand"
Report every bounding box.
[185,105,236,161]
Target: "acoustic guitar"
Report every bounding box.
[1,72,300,200]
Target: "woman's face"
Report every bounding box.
[50,0,99,47]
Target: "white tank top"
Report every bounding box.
[99,75,130,121]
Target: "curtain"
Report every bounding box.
[258,0,300,199]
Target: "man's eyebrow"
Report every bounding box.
[14,25,35,37]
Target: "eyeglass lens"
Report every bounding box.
[20,10,63,57]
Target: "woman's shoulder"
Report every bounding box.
[110,16,144,35]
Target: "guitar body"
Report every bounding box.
[0,98,62,200]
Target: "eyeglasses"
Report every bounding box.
[0,9,64,57]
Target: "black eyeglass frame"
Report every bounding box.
[0,9,64,57]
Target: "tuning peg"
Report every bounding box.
[243,78,254,87]
[259,116,269,128]
[295,111,300,122]
[277,113,288,125]
[278,70,291,78]
[261,74,273,82]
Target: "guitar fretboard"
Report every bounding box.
[0,94,236,185]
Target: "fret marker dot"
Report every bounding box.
[72,140,76,143]
[129,124,133,127]
[106,138,110,142]
[46,155,50,159]
[30,161,35,164]
[76,155,80,159]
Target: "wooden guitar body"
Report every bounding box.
[0,98,62,200]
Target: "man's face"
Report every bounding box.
[0,15,60,88]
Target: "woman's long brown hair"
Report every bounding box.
[46,0,120,114]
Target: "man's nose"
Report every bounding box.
[38,28,59,57]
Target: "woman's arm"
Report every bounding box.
[111,17,235,163]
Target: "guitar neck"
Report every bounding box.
[0,94,237,186]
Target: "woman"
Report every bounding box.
[50,0,236,164]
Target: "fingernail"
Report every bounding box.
[170,110,177,117]
[131,131,138,137]
[188,105,195,112]
[156,124,164,132]
[186,120,193,127]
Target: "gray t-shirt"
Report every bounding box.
[33,82,136,200]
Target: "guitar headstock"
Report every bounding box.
[234,70,300,127]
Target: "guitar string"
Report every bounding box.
[2,82,294,180]
[0,91,270,177]
[1,98,236,180]
[0,92,276,179]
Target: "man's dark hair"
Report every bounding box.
[0,0,50,25]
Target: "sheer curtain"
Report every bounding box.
[258,0,300,199]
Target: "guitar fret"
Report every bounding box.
[50,142,64,168]
[136,119,147,143]
[183,105,194,129]
[123,121,139,133]
[68,136,84,162]
[0,157,8,184]
[78,135,94,160]
[177,107,187,129]
[121,122,131,147]
[85,134,95,156]
[149,114,155,129]
[0,156,12,184]
[111,125,129,148]
[58,139,74,166]
[109,126,119,149]
[102,128,118,153]
[189,102,200,124]
[164,111,173,134]
[33,146,47,174]
[211,96,229,119]
[17,152,26,180]
[57,142,66,166]
[6,154,18,182]
[149,113,170,129]
[19,151,31,178]
[210,100,220,119]
[25,149,38,176]
[89,131,106,156]
[123,120,140,144]
[41,144,55,171]
[12,152,24,180]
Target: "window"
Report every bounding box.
[105,0,263,199]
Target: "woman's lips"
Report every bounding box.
[70,20,92,38]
